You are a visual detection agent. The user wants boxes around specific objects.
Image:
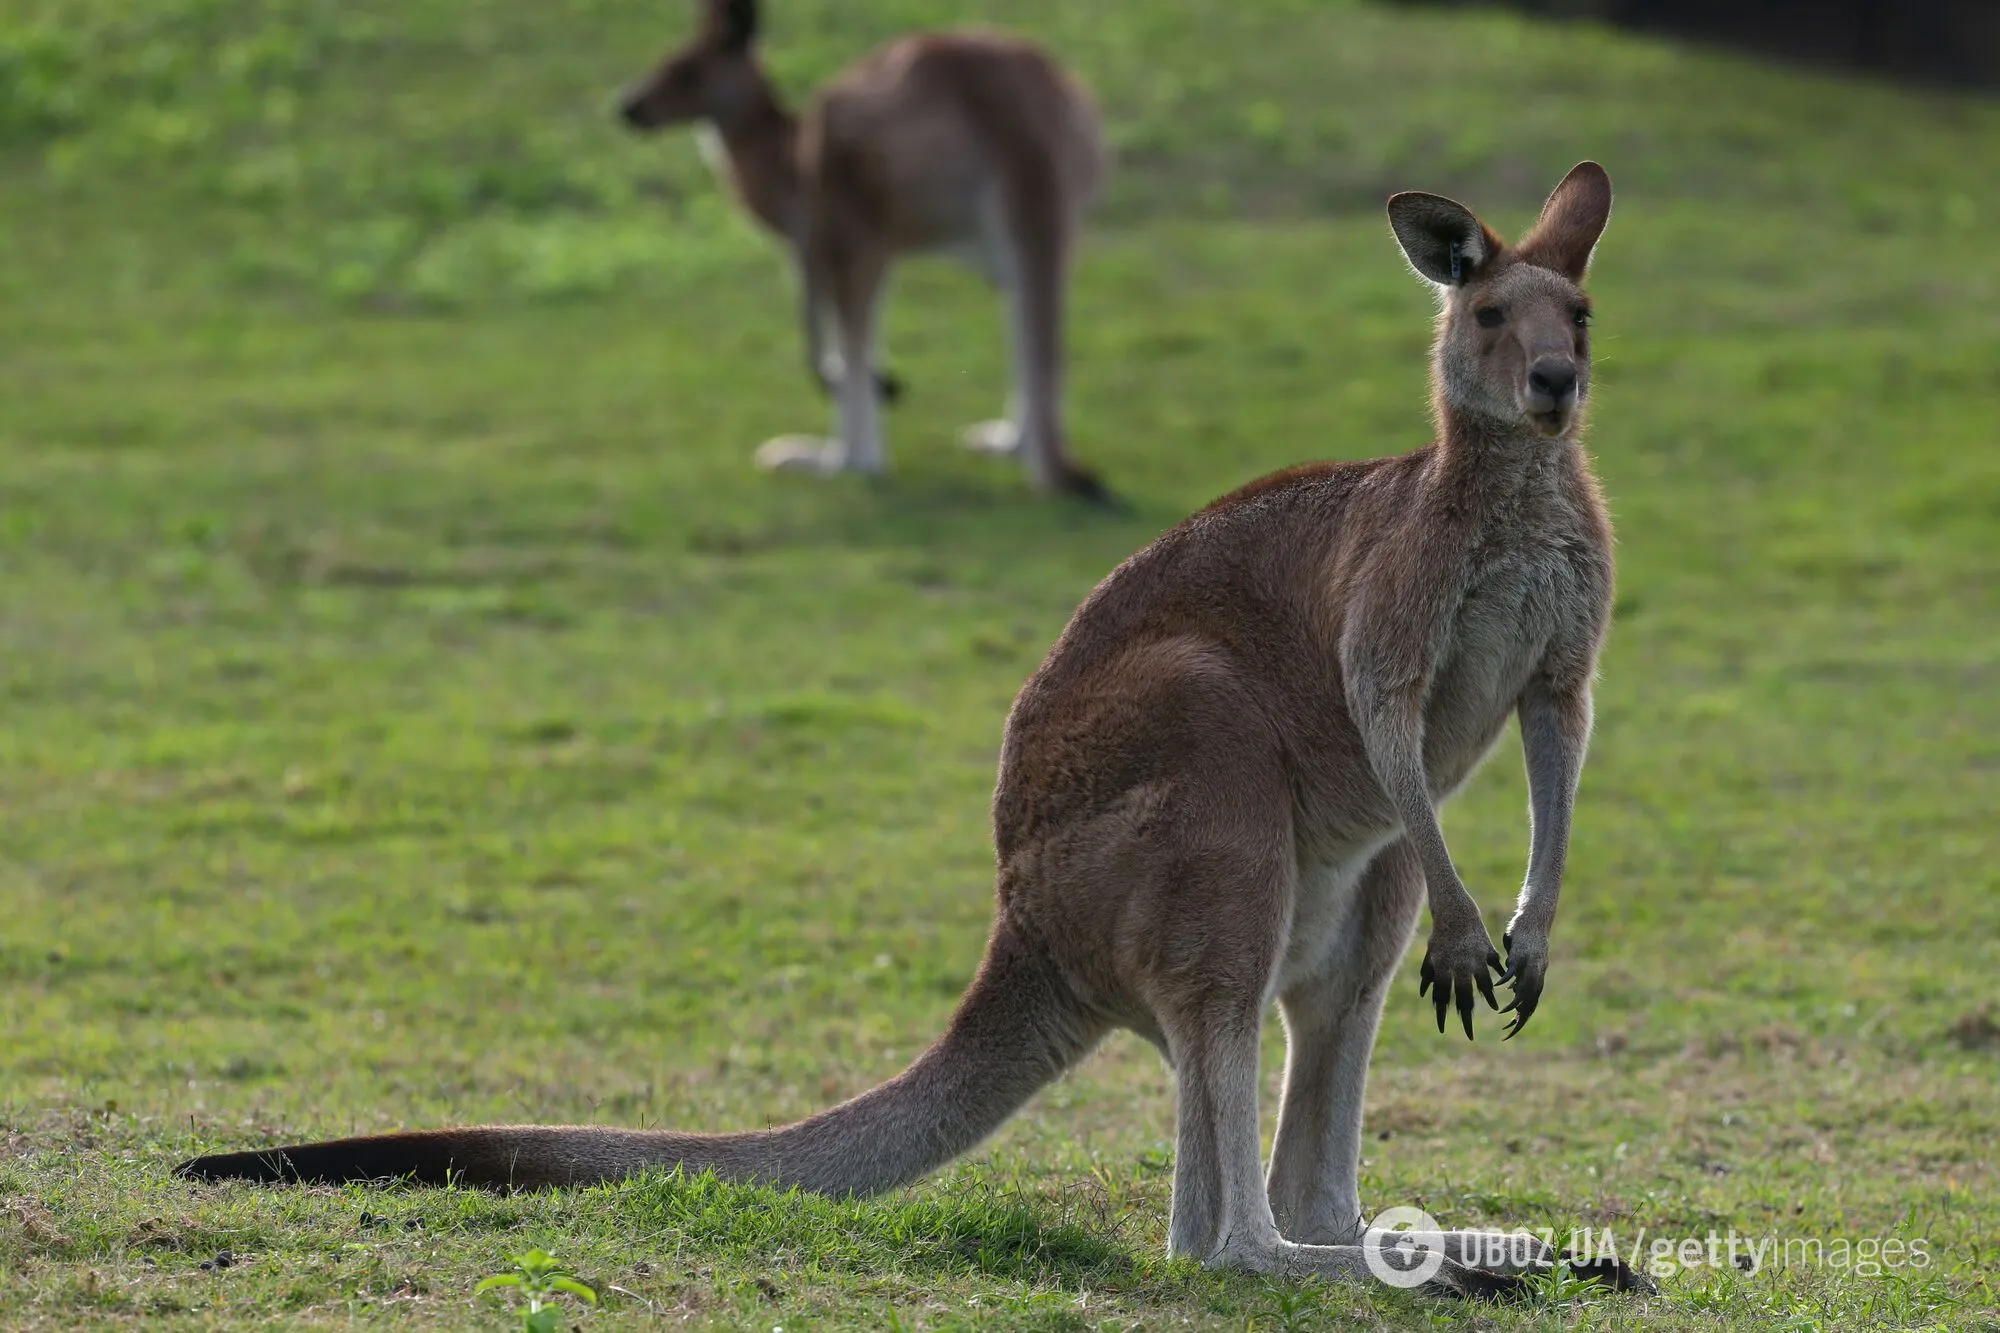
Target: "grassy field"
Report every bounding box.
[3,0,1998,1327]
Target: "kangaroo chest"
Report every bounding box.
[1424,537,1589,788]
[1279,539,1592,992]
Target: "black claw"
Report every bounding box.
[875,370,905,404]
[1476,971,1498,1011]
[1457,982,1476,1040]
[1419,956,1435,998]
[1503,984,1541,1039]
[1444,1264,1528,1303]
[1560,1250,1659,1295]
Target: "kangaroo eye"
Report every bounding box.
[1474,307,1505,329]
[1574,308,1593,328]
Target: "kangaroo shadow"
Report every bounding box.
[676,465,1179,599]
[600,1167,1138,1289]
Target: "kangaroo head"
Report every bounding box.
[1388,162,1613,439]
[619,0,766,131]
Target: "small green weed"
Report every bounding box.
[476,1249,599,1333]
[1517,1256,1610,1306]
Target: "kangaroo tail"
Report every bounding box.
[175,921,1099,1194]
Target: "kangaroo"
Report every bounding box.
[180,164,1639,1299]
[618,0,1111,502]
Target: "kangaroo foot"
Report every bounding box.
[960,419,1021,457]
[754,436,880,476]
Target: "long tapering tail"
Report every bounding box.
[176,921,1099,1194]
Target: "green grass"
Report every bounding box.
[3,0,1998,1327]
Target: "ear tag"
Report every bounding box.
[1449,239,1465,285]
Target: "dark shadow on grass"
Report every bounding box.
[600,1167,1136,1288]
[668,467,1185,582]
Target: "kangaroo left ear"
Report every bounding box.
[715,0,758,51]
[1516,162,1612,282]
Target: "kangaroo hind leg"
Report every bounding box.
[1267,839,1425,1246]
[1149,867,1514,1300]
[759,246,891,477]
[957,199,1023,460]
[983,170,1107,503]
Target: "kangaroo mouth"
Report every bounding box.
[1521,390,1576,436]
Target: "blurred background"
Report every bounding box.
[1404,0,1997,89]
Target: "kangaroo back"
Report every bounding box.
[177,921,1099,1192]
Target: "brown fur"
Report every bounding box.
[179,164,1640,1299]
[619,0,1109,500]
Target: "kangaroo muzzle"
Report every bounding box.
[1523,358,1579,433]
[618,94,660,131]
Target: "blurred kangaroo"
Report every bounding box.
[181,164,1640,1299]
[617,0,1110,501]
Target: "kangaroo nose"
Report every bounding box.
[618,98,648,129]
[1527,361,1578,403]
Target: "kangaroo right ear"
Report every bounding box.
[712,0,758,51]
[1387,192,1501,288]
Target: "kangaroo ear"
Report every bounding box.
[1386,192,1502,288]
[712,0,758,51]
[1516,162,1612,282]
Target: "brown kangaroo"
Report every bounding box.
[618,0,1111,502]
[181,164,1639,1299]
